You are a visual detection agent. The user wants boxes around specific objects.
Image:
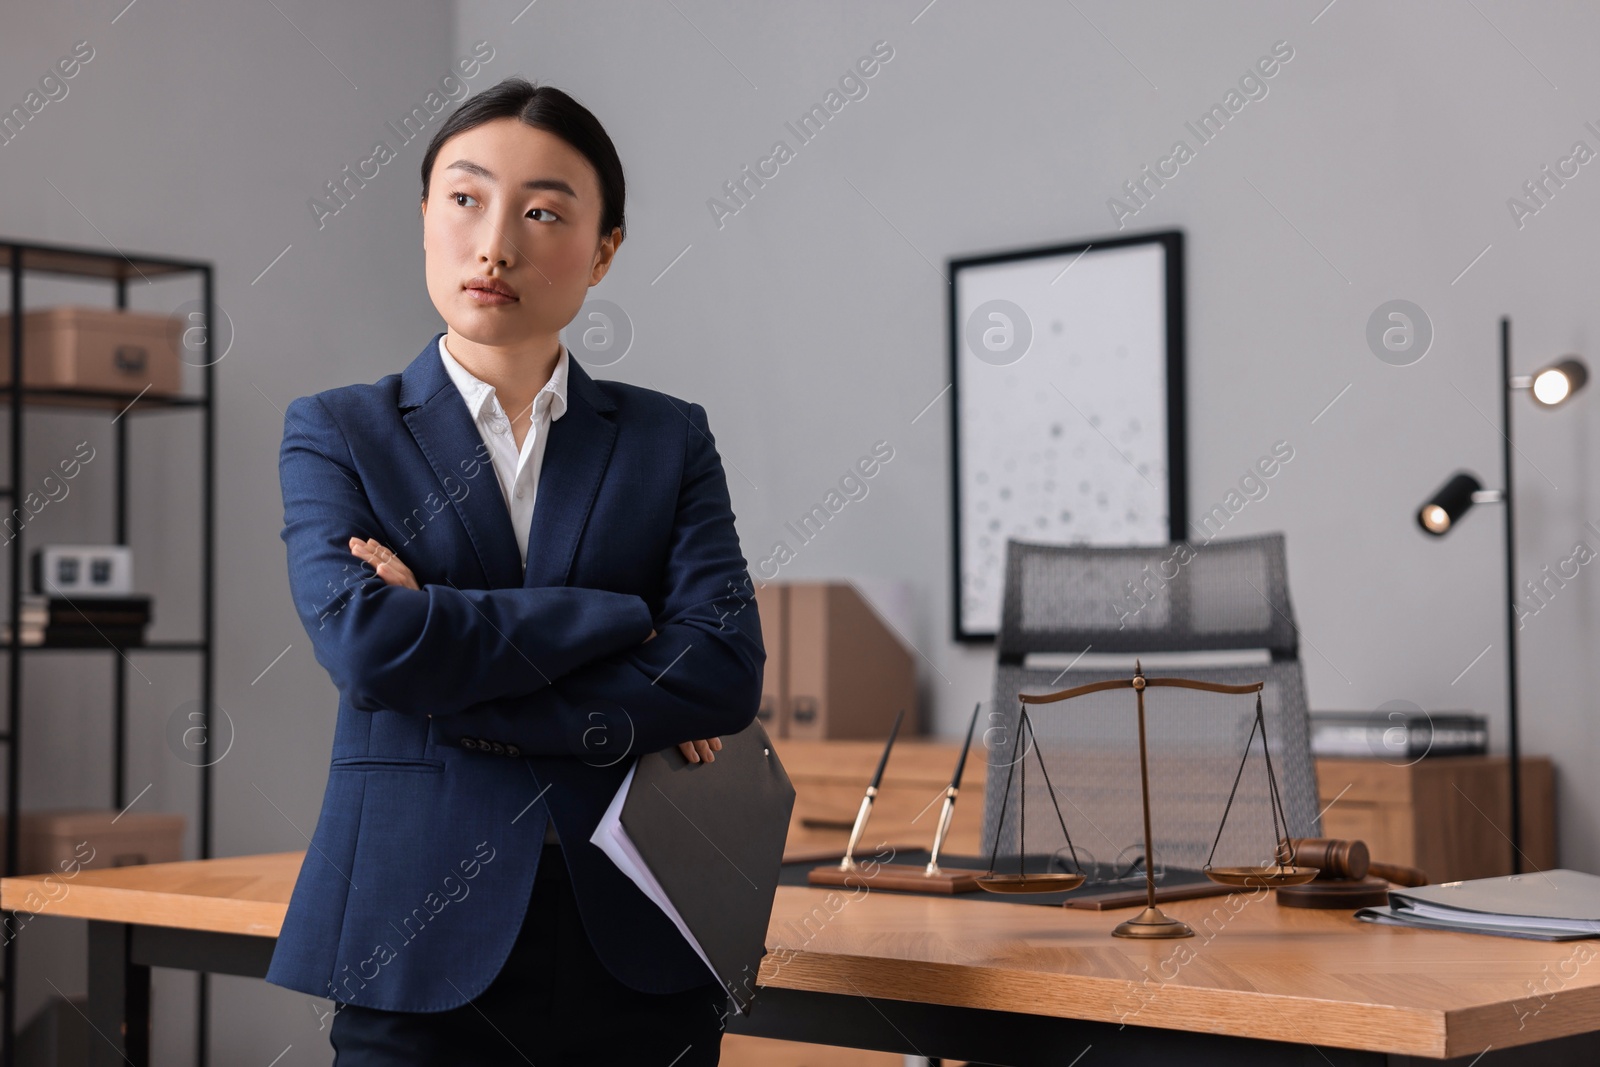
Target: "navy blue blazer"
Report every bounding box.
[264,331,764,1012]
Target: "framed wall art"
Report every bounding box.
[948,229,1187,642]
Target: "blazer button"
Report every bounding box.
[461,737,479,750]
[505,744,521,758]
[490,742,506,755]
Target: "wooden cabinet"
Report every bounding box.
[1314,755,1556,883]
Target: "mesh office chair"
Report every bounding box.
[978,532,1322,878]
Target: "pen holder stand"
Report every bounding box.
[805,860,984,893]
[806,788,987,893]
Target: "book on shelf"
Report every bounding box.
[0,624,43,646]
[0,594,151,646]
[0,624,147,647]
[1310,710,1488,759]
[38,624,145,647]
[49,594,151,625]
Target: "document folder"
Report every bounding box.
[1357,869,1600,940]
[591,718,795,1014]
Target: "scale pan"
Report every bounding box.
[1204,865,1319,887]
[974,872,1086,895]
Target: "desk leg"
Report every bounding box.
[88,921,149,1067]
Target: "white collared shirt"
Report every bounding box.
[438,334,569,568]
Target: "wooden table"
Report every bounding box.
[6,851,1600,1066]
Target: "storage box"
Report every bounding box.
[0,809,185,874]
[0,305,183,396]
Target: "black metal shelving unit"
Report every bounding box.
[0,239,216,1066]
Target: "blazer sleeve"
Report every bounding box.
[427,400,765,758]
[280,393,654,717]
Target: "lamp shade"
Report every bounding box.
[1531,358,1588,407]
[1417,472,1484,535]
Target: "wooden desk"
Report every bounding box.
[6,852,1600,1066]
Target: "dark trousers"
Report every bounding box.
[330,842,729,1065]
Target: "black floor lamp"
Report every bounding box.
[1415,316,1587,875]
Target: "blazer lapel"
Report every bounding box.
[396,332,621,592]
[522,354,618,589]
[398,333,522,589]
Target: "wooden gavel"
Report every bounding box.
[1285,838,1428,888]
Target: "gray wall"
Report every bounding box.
[5,0,1600,1062]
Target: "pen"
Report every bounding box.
[838,707,905,871]
[926,702,981,875]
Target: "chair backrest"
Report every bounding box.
[996,532,1299,662]
[979,533,1322,874]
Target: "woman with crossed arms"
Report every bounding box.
[267,77,763,1065]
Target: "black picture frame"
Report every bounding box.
[947,228,1188,643]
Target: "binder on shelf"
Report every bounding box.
[752,582,786,734]
[591,718,795,1015]
[782,582,916,740]
[1310,710,1488,759]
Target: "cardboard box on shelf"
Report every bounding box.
[0,809,185,875]
[0,305,183,396]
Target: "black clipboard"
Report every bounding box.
[591,718,795,1015]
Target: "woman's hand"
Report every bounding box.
[679,737,722,763]
[349,537,419,590]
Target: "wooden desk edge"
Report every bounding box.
[1445,980,1600,1059]
[2,867,289,940]
[755,950,1458,1058]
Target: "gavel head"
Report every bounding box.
[1286,837,1370,880]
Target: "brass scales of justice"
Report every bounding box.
[988,661,1317,938]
